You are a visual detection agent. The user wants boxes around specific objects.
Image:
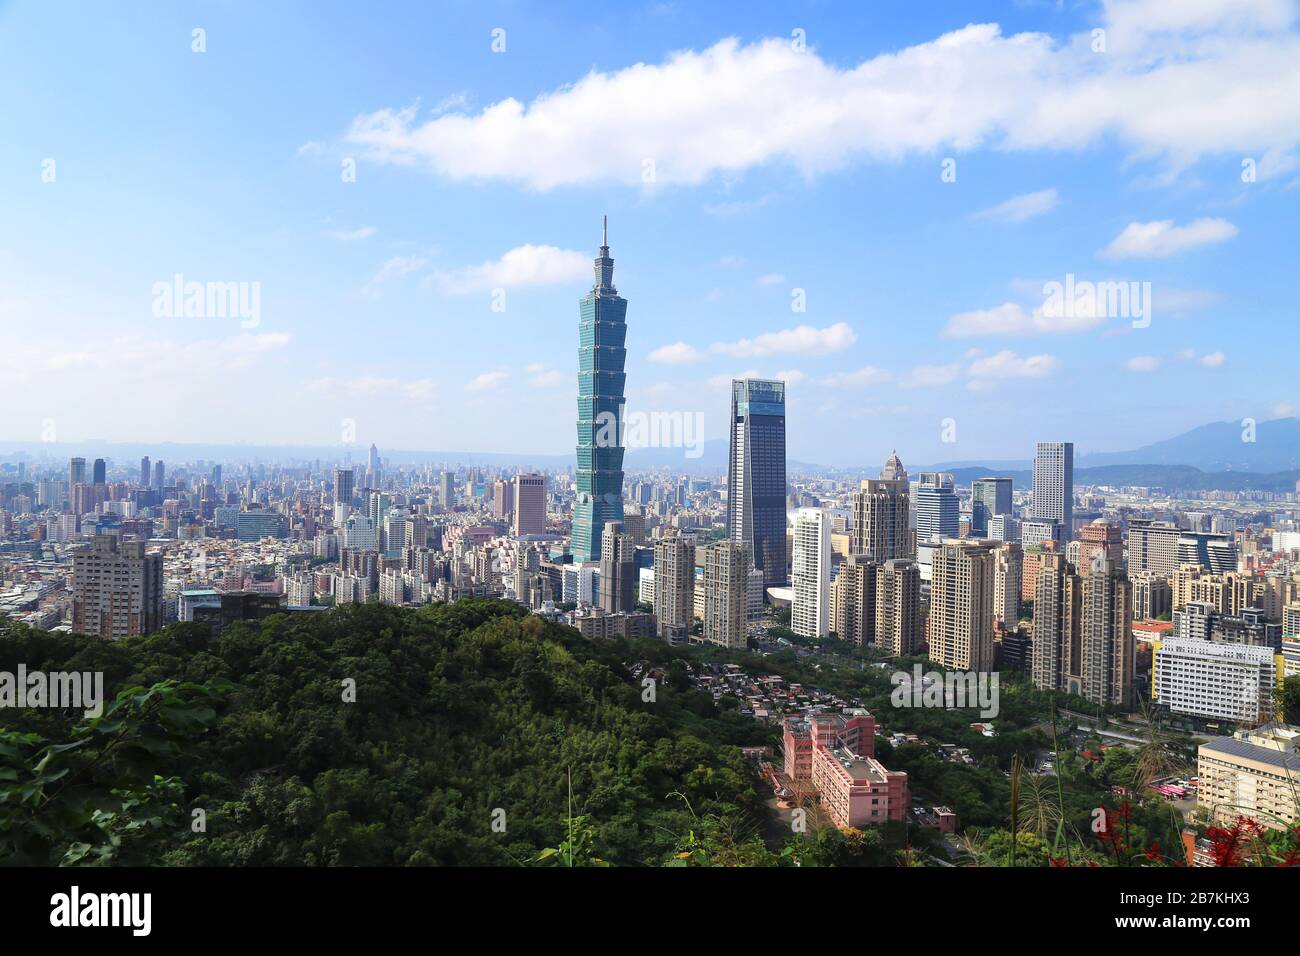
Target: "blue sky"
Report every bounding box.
[2,0,1298,467]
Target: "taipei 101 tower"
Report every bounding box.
[572,217,627,563]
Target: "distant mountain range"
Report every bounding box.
[920,417,1300,492]
[1,418,1298,489]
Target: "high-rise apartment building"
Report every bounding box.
[512,473,546,536]
[69,457,87,490]
[153,460,165,490]
[875,559,922,656]
[703,540,749,649]
[492,478,514,519]
[928,540,996,671]
[652,533,696,643]
[598,520,636,614]
[140,456,151,487]
[1079,557,1135,708]
[1032,441,1074,541]
[573,218,628,563]
[993,542,1022,627]
[726,378,787,590]
[71,535,163,638]
[791,507,831,639]
[832,554,876,647]
[851,470,911,561]
[1031,551,1080,693]
[970,477,1012,537]
[1078,518,1124,574]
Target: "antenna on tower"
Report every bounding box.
[602,214,608,248]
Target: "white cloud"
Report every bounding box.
[711,321,856,358]
[1199,350,1226,367]
[330,226,376,241]
[431,244,589,295]
[757,273,785,286]
[1125,355,1162,371]
[966,350,1060,390]
[648,341,705,364]
[901,363,961,388]
[338,8,1300,190]
[970,188,1059,223]
[704,195,771,216]
[308,375,434,401]
[708,369,761,390]
[774,369,806,385]
[466,370,509,392]
[1098,218,1238,259]
[823,366,893,388]
[362,255,428,297]
[528,368,567,387]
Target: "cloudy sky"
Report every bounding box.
[2,0,1298,466]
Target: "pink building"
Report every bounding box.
[782,709,909,829]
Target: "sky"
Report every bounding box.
[2,0,1299,468]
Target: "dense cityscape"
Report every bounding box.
[2,220,1299,871]
[3,0,1298,936]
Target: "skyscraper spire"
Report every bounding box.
[593,215,615,292]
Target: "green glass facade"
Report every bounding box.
[572,221,627,563]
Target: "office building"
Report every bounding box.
[512,473,546,536]
[1198,727,1300,830]
[1153,637,1279,723]
[598,520,636,614]
[573,217,628,563]
[970,477,1012,537]
[1128,519,1182,576]
[140,456,151,487]
[492,478,514,519]
[726,378,787,590]
[1032,441,1074,541]
[334,467,354,509]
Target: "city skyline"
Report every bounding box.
[4,1,1299,466]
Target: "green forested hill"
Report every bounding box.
[0,600,775,866]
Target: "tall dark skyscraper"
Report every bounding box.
[726,378,787,590]
[140,456,151,487]
[334,467,355,508]
[153,460,165,490]
[970,477,1012,537]
[69,457,86,489]
[572,217,627,564]
[92,458,106,485]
